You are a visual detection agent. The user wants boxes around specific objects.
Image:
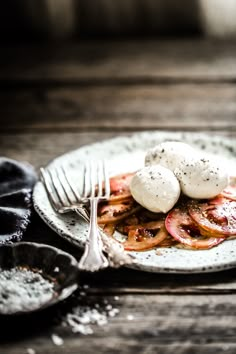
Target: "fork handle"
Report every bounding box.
[78,198,109,271]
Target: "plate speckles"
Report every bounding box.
[33,131,236,273]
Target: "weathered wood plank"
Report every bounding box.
[1,40,236,83]
[1,342,236,354]
[1,294,236,353]
[82,268,236,294]
[0,131,235,170]
[0,84,236,132]
[0,132,119,168]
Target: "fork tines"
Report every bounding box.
[83,160,110,201]
[40,164,84,214]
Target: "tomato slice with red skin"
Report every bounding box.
[221,178,236,201]
[158,234,179,248]
[165,207,225,249]
[188,199,236,236]
[208,196,229,205]
[109,173,135,202]
[102,219,169,251]
[97,198,141,224]
[123,220,168,251]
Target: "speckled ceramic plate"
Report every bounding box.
[33,131,236,273]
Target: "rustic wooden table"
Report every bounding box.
[0,40,236,354]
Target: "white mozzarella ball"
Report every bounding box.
[175,156,229,199]
[145,141,195,171]
[130,165,181,213]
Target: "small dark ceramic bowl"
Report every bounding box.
[0,242,79,315]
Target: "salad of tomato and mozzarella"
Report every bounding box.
[97,142,236,252]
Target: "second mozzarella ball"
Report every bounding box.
[174,157,229,199]
[145,141,195,170]
[130,165,181,213]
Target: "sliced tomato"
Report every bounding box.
[158,234,179,248]
[221,177,236,201]
[123,220,168,251]
[165,207,225,249]
[115,214,140,234]
[97,198,141,224]
[208,196,229,205]
[109,172,135,202]
[115,208,161,234]
[188,198,236,236]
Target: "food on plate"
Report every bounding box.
[145,141,229,199]
[188,197,236,236]
[130,165,181,213]
[109,172,134,202]
[97,172,142,224]
[145,141,195,170]
[97,197,141,224]
[221,177,236,201]
[174,157,229,199]
[97,142,235,252]
[165,205,225,249]
[122,220,168,251]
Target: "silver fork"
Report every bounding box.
[40,162,134,271]
[78,160,110,271]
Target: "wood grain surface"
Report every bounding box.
[1,84,236,132]
[1,293,236,354]
[1,40,236,83]
[0,40,236,354]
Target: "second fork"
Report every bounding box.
[78,160,110,271]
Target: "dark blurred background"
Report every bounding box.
[1,0,236,41]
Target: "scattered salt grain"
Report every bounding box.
[63,300,120,335]
[114,296,119,301]
[0,268,55,314]
[51,334,64,346]
[27,348,36,354]
[54,267,60,272]
[108,308,119,317]
[67,318,94,335]
[127,314,134,321]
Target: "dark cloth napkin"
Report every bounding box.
[0,157,37,245]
